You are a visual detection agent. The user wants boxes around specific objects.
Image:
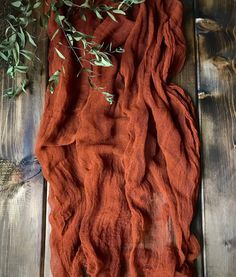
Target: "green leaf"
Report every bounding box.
[26,31,37,47]
[11,1,21,8]
[8,15,17,21]
[20,52,31,61]
[6,20,16,32]
[4,87,15,98]
[48,70,61,93]
[50,2,57,11]
[19,17,29,25]
[63,0,73,6]
[88,77,96,88]
[21,79,29,93]
[67,33,74,45]
[72,33,82,42]
[21,49,33,55]
[9,33,17,43]
[0,51,8,61]
[55,14,65,26]
[92,56,113,67]
[113,9,126,15]
[49,70,61,82]
[16,66,28,70]
[15,42,20,60]
[55,48,65,60]
[18,27,26,47]
[80,0,90,8]
[107,11,118,22]
[12,48,19,64]
[62,65,65,74]
[94,10,103,20]
[51,29,59,41]
[81,14,87,21]
[7,66,14,75]
[115,47,125,53]
[33,1,42,9]
[50,86,54,93]
[101,91,114,104]
[25,10,32,17]
[15,65,28,73]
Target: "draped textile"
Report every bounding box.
[35,0,201,276]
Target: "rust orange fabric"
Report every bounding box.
[35,0,201,276]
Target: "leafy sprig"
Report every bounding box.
[0,0,41,97]
[0,0,145,103]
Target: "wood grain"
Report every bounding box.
[0,8,47,277]
[44,186,53,277]
[173,0,203,275]
[195,0,236,276]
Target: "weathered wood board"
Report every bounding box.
[44,187,53,277]
[0,9,47,277]
[195,0,236,276]
[173,0,203,275]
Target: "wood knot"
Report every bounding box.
[196,18,222,33]
[198,91,211,100]
[212,56,231,70]
[223,238,236,252]
[0,155,41,198]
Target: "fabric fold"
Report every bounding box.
[35,0,200,276]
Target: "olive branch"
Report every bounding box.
[0,0,144,104]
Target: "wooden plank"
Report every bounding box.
[0,7,47,277]
[44,186,53,277]
[173,0,203,275]
[195,0,236,276]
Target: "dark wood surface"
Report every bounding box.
[195,0,236,276]
[172,0,203,275]
[0,0,235,276]
[0,8,47,277]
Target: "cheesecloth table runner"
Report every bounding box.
[35,0,201,276]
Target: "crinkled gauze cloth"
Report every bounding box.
[35,0,201,276]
